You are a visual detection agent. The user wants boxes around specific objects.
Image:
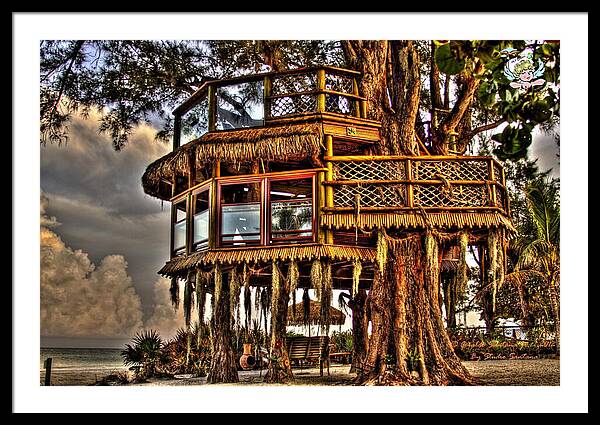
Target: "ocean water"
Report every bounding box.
[40,347,128,386]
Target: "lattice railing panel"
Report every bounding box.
[325,94,356,115]
[269,95,316,117]
[413,184,488,208]
[495,187,506,210]
[493,163,504,185]
[271,73,316,96]
[333,160,406,181]
[325,72,354,94]
[334,184,407,208]
[413,160,489,181]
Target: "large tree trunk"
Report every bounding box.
[264,263,294,383]
[356,233,474,385]
[349,289,369,374]
[207,269,239,383]
[342,41,475,386]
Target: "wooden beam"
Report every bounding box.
[322,206,506,213]
[172,114,181,150]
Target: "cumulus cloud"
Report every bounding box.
[41,109,172,317]
[40,193,187,340]
[40,223,144,338]
[143,277,186,340]
[40,192,60,228]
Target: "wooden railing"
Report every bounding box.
[171,66,364,149]
[321,155,509,214]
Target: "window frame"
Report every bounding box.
[190,181,212,252]
[171,194,188,258]
[267,173,317,245]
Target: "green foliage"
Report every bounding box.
[40,40,343,149]
[434,43,465,75]
[121,329,168,380]
[491,123,533,161]
[330,330,353,353]
[406,348,422,372]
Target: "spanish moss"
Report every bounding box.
[310,259,323,302]
[288,260,299,319]
[352,259,362,297]
[169,277,180,310]
[183,271,195,328]
[376,228,388,273]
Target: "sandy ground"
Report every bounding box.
[127,359,559,387]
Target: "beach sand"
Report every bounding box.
[126,359,559,386]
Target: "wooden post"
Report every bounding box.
[316,69,326,113]
[352,78,361,118]
[263,75,272,121]
[209,162,220,249]
[488,159,497,207]
[324,135,334,244]
[317,171,326,244]
[405,158,414,207]
[173,114,181,150]
[169,175,178,259]
[44,357,52,386]
[185,193,192,256]
[208,85,217,131]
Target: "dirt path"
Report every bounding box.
[463,359,559,386]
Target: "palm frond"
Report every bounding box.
[526,180,560,245]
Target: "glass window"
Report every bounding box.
[181,97,209,145]
[173,200,187,255]
[220,181,262,246]
[193,188,210,250]
[216,81,264,130]
[270,178,313,243]
[221,204,261,245]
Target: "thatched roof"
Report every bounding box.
[142,122,324,199]
[286,299,346,326]
[158,244,376,278]
[321,211,516,233]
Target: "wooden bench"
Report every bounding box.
[286,336,330,376]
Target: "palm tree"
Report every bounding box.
[505,178,560,351]
[121,330,168,380]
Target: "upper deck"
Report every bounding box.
[171,66,368,149]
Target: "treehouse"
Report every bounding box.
[142,66,513,292]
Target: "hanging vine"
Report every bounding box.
[376,228,388,274]
[288,260,299,320]
[270,261,281,343]
[213,263,222,308]
[229,266,241,330]
[454,231,469,301]
[424,230,440,293]
[352,259,362,297]
[169,277,180,309]
[183,270,195,328]
[320,260,333,334]
[195,269,209,348]
[310,259,323,302]
[242,263,252,330]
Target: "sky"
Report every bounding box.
[40,110,186,347]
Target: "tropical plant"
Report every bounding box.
[121,329,168,380]
[330,330,353,353]
[505,178,560,351]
